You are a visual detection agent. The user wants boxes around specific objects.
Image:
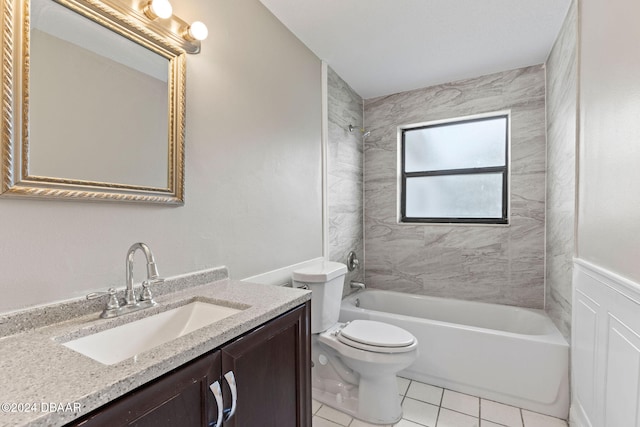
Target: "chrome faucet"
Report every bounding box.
[125,242,162,306]
[87,242,163,318]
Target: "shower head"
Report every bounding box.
[348,124,368,134]
[362,131,371,139]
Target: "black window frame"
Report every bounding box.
[400,114,509,225]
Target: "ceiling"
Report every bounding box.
[258,0,571,99]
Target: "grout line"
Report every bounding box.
[440,406,483,420]
[400,379,411,405]
[434,386,444,427]
[520,407,525,427]
[313,414,345,426]
[434,404,442,427]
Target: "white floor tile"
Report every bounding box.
[313,415,345,427]
[436,408,480,427]
[316,405,353,426]
[481,400,523,427]
[394,419,428,427]
[402,397,439,427]
[312,379,562,427]
[441,390,480,417]
[521,410,567,427]
[350,418,391,427]
[406,381,444,405]
[397,376,411,396]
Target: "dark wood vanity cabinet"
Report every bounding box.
[71,351,222,427]
[220,302,311,427]
[69,302,311,427]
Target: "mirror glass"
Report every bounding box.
[29,0,169,189]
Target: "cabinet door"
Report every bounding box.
[221,302,311,427]
[71,351,222,427]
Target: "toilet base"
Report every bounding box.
[357,374,403,424]
[312,336,404,425]
[312,384,402,425]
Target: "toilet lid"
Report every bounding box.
[338,320,415,348]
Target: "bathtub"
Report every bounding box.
[340,290,569,418]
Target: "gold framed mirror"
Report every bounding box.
[1,0,188,204]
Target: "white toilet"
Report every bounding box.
[292,261,418,425]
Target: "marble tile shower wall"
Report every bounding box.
[545,1,577,340]
[363,66,547,308]
[327,66,364,292]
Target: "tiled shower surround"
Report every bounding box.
[327,66,365,291]
[363,66,547,308]
[545,0,577,340]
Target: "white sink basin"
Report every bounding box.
[63,301,242,365]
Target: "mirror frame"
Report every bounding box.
[1,0,189,204]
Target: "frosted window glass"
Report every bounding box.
[404,117,507,172]
[405,174,503,218]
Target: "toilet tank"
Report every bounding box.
[292,261,347,333]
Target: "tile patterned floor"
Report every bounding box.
[311,377,568,427]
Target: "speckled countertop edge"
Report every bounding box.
[0,267,230,338]
[0,275,311,427]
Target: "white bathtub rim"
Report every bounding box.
[342,291,568,346]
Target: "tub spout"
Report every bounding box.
[350,281,366,292]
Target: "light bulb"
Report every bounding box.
[186,21,208,41]
[144,0,172,20]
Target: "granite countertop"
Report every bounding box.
[0,270,310,427]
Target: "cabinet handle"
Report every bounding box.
[223,370,238,421]
[209,380,224,427]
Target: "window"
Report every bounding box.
[400,113,509,224]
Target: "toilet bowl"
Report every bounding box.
[292,261,418,425]
[318,321,418,424]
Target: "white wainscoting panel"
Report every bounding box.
[573,290,599,425]
[572,259,640,427]
[604,315,640,427]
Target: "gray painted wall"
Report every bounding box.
[545,1,577,340]
[0,0,323,313]
[363,66,546,308]
[326,67,365,292]
[578,0,640,283]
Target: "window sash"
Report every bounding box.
[400,115,509,224]
[403,116,508,172]
[400,170,508,224]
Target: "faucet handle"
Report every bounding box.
[87,288,120,310]
[139,279,162,303]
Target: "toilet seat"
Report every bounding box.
[336,320,416,354]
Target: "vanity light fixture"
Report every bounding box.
[143,0,173,20]
[184,21,208,41]
[138,0,207,53]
